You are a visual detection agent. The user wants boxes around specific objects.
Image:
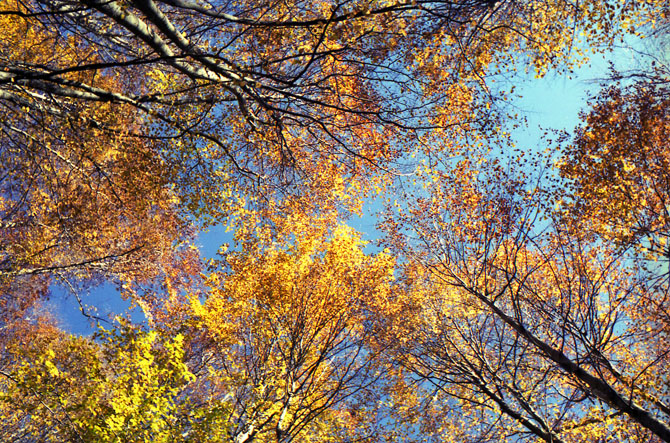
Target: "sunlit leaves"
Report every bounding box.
[0,322,193,442]
[0,3,200,329]
[190,222,394,442]
[558,82,670,260]
[1,0,669,441]
[382,123,670,441]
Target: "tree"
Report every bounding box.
[381,128,670,441]
[1,0,669,441]
[0,321,195,442]
[186,219,395,442]
[0,216,400,442]
[0,3,200,330]
[1,0,660,217]
[558,79,670,267]
[1,0,660,315]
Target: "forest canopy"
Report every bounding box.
[0,0,669,441]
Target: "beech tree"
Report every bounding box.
[0,320,195,442]
[0,218,397,442]
[184,217,395,442]
[1,0,669,441]
[558,79,670,265]
[1,0,660,216]
[381,81,670,441]
[0,8,200,337]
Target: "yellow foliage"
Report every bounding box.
[192,222,394,441]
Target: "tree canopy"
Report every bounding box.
[1,0,669,441]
